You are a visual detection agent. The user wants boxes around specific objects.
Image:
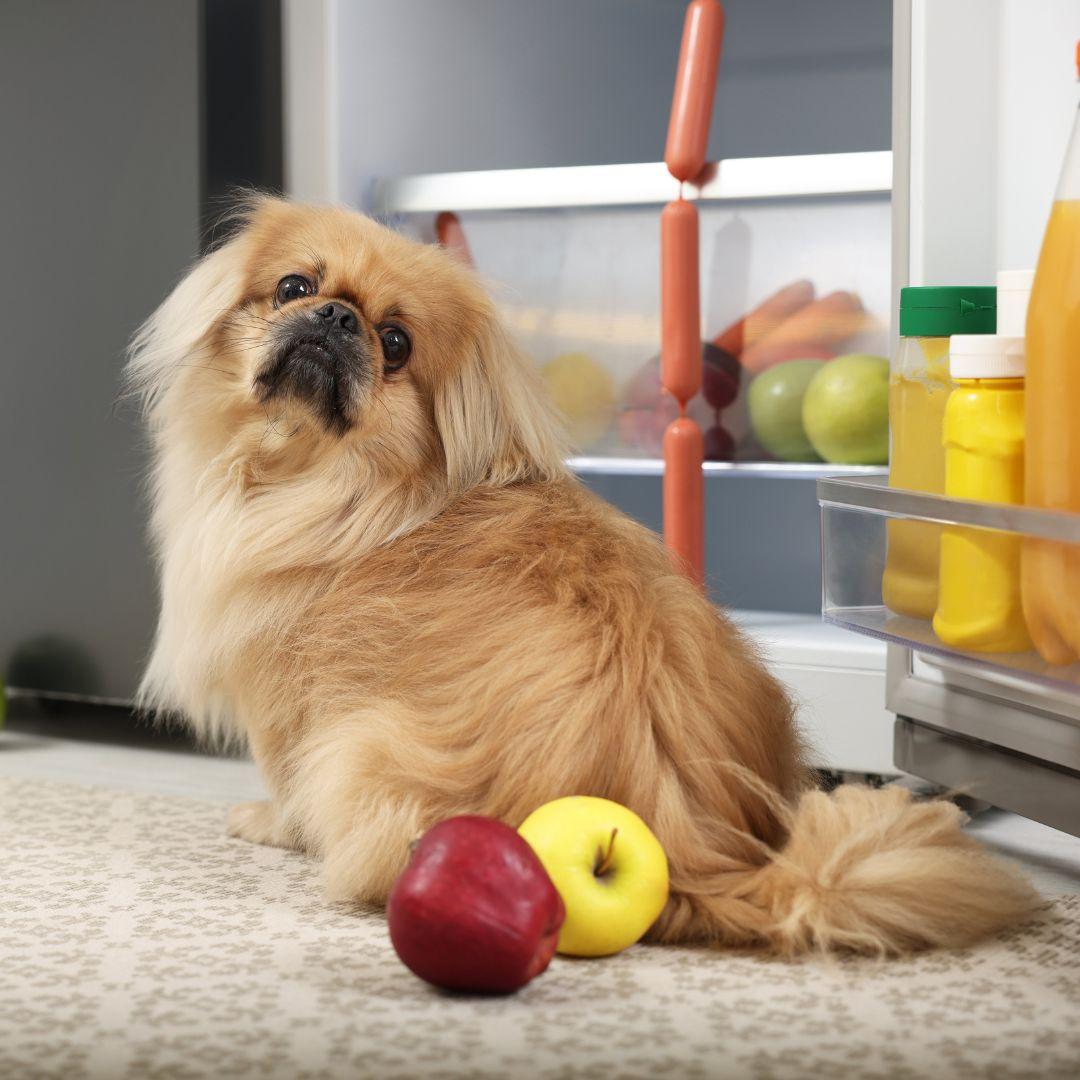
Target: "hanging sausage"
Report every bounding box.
[660,0,724,583]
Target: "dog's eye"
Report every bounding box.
[379,325,412,370]
[275,274,315,306]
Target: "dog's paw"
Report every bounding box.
[227,800,294,849]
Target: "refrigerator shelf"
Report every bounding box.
[823,606,1080,696]
[818,475,1080,698]
[571,458,886,480]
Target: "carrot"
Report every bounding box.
[738,341,835,369]
[740,290,867,373]
[712,279,815,357]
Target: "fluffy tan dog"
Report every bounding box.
[128,197,1035,954]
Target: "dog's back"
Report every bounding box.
[256,476,1036,953]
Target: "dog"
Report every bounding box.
[127,196,1035,954]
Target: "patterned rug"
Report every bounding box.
[2,776,1079,1080]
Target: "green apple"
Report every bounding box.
[802,353,889,464]
[747,360,825,462]
[518,796,669,957]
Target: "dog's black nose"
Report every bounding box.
[315,302,358,335]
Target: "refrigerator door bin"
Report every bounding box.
[818,473,1080,835]
[819,475,1080,695]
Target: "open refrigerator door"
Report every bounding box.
[818,0,1080,832]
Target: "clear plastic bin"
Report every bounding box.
[385,166,891,466]
[819,474,1080,694]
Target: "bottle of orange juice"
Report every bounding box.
[1022,46,1080,666]
[883,287,995,619]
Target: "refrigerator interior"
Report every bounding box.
[343,0,895,617]
[339,0,897,770]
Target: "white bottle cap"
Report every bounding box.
[996,269,1035,337]
[950,335,1026,379]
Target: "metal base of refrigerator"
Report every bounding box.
[888,644,1080,840]
[895,717,1080,838]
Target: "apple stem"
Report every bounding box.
[594,828,618,877]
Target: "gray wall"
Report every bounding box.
[0,1,200,698]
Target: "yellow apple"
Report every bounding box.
[539,352,615,450]
[517,796,669,957]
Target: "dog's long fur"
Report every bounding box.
[128,197,1036,954]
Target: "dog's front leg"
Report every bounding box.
[227,800,301,850]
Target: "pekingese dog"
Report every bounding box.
[127,197,1034,953]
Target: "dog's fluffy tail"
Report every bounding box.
[657,784,1039,955]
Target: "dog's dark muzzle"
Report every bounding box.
[255,305,371,434]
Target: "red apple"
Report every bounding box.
[703,423,736,461]
[617,354,721,457]
[701,343,741,410]
[387,816,566,994]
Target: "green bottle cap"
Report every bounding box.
[899,286,996,337]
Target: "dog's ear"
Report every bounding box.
[433,307,567,492]
[124,236,245,420]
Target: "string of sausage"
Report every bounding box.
[661,0,724,584]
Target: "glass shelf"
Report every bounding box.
[571,457,886,480]
[819,475,1080,696]
[370,153,892,214]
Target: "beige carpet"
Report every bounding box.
[2,776,1079,1080]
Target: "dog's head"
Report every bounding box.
[127,197,565,498]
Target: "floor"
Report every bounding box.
[3,708,1080,1080]
[4,708,1080,898]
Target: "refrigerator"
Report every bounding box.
[3,0,1078,835]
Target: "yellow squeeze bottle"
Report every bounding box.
[933,330,1031,653]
